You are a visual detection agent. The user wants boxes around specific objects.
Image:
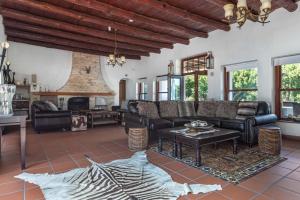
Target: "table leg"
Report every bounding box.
[158,136,163,152]
[233,138,238,154]
[179,143,182,159]
[173,141,178,158]
[20,122,26,170]
[196,145,202,167]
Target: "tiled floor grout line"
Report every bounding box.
[247,151,300,200]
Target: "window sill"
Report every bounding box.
[277,119,300,124]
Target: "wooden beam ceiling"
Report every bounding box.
[4,0,190,45]
[3,19,161,54]
[42,0,208,38]
[1,8,173,49]
[5,28,150,57]
[7,36,141,60]
[0,0,298,59]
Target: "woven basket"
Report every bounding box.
[259,126,282,155]
[128,128,148,151]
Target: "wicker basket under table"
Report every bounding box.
[128,128,148,151]
[258,126,282,155]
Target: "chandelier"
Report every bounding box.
[107,29,126,67]
[223,0,272,28]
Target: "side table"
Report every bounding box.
[0,115,27,169]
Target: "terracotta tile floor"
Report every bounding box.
[1,126,300,200]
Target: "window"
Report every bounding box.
[137,78,148,100]
[224,62,258,101]
[182,53,208,101]
[156,75,183,101]
[157,79,168,101]
[275,63,300,119]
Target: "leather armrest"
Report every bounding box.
[254,114,278,125]
[35,111,71,118]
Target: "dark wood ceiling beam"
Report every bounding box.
[4,0,189,45]
[7,36,141,60]
[0,8,173,49]
[3,19,160,54]
[133,0,230,31]
[5,28,150,57]
[278,0,298,12]
[48,0,208,38]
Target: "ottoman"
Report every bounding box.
[259,126,282,155]
[71,115,87,132]
[128,128,148,151]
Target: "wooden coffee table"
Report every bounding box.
[157,127,241,167]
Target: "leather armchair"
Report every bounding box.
[31,101,72,133]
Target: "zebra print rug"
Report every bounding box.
[15,152,221,200]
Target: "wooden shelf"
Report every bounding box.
[32,92,114,96]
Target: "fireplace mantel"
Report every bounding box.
[32,92,114,96]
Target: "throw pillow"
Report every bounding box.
[159,101,178,118]
[33,101,52,111]
[197,101,218,117]
[137,101,160,119]
[236,102,258,120]
[215,101,239,119]
[45,100,59,111]
[178,101,196,117]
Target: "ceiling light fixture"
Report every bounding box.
[224,0,272,28]
[107,29,126,67]
[129,19,134,23]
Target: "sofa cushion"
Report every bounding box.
[197,101,218,117]
[159,101,178,118]
[220,119,245,132]
[148,119,173,130]
[137,101,160,119]
[178,101,196,117]
[236,102,258,120]
[215,101,239,119]
[163,117,190,127]
[45,100,58,111]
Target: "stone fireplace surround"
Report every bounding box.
[33,52,115,110]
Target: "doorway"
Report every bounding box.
[119,79,126,105]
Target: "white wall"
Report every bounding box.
[7,42,72,91]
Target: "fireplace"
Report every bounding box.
[67,97,89,111]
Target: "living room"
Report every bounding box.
[0,0,300,200]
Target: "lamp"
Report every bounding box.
[205,52,214,69]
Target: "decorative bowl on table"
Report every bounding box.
[184,120,214,131]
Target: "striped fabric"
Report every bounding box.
[15,152,222,200]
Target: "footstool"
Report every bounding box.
[71,115,87,131]
[259,126,282,155]
[128,128,148,151]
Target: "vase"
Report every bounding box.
[0,84,16,117]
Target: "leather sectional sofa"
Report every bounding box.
[124,100,278,146]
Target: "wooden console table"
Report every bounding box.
[0,115,27,169]
[87,110,119,128]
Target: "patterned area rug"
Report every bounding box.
[15,152,221,200]
[151,142,286,184]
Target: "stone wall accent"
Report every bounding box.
[59,52,114,94]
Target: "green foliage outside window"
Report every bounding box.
[198,75,208,100]
[281,63,300,103]
[230,68,257,101]
[185,75,195,101]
